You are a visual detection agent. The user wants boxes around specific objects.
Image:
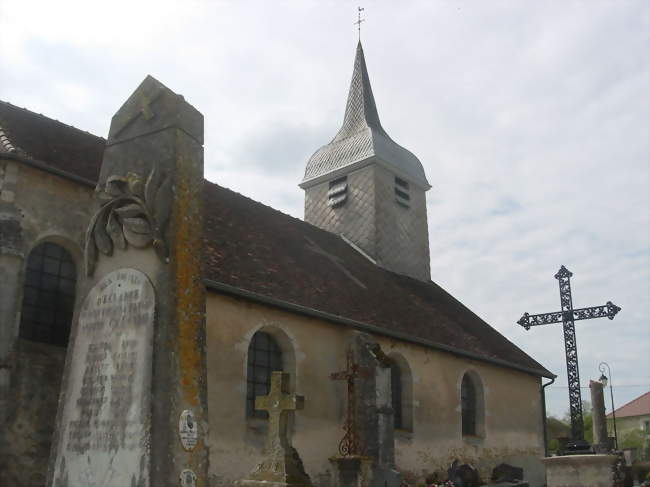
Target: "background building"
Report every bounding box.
[608,391,650,461]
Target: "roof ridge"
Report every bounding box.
[0,100,106,142]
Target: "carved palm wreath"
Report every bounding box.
[84,168,171,276]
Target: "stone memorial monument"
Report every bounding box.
[235,371,312,487]
[329,334,401,487]
[590,380,611,453]
[46,76,209,486]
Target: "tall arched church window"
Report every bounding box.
[461,373,477,436]
[390,361,403,429]
[19,242,77,347]
[246,331,283,418]
[389,354,413,431]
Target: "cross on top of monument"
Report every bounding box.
[518,265,621,451]
[255,371,304,451]
[107,75,203,145]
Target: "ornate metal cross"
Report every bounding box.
[518,265,621,449]
[331,349,370,456]
[255,371,304,452]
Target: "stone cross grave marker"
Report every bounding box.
[47,76,208,487]
[256,371,304,452]
[236,371,312,487]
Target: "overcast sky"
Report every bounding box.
[1,0,648,419]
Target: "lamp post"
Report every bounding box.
[599,362,618,450]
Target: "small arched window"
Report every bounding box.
[19,242,77,347]
[389,354,413,431]
[246,331,283,418]
[390,361,403,429]
[461,373,477,436]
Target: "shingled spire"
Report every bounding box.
[301,42,432,282]
[301,42,429,190]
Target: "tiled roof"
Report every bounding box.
[607,391,650,418]
[0,100,552,378]
[0,101,104,182]
[302,42,430,189]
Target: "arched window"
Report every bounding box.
[390,361,403,429]
[19,242,77,347]
[389,354,413,431]
[461,373,477,436]
[246,331,283,418]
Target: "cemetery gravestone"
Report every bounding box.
[47,76,208,486]
[447,460,480,487]
[235,371,312,487]
[329,335,401,487]
[52,269,154,485]
[356,336,401,487]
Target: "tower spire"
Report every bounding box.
[301,43,429,190]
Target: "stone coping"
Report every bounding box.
[541,454,618,465]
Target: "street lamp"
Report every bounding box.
[599,362,618,450]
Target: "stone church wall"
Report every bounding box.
[0,158,93,487]
[205,292,546,487]
[0,341,66,486]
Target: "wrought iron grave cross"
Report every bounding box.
[518,265,621,450]
[255,371,304,452]
[331,349,371,456]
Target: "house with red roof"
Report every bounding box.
[608,391,650,460]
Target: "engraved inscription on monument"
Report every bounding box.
[52,268,155,487]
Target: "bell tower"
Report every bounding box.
[300,42,431,281]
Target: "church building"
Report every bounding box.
[0,42,553,486]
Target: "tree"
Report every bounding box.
[546,415,570,454]
[619,429,650,461]
[547,400,594,453]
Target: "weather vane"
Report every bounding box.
[354,7,365,42]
